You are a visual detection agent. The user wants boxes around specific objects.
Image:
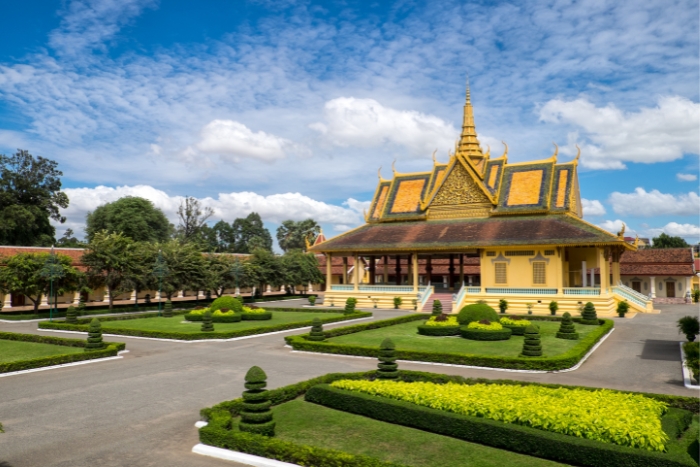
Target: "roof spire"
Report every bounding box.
[465,75,471,105]
[456,74,485,167]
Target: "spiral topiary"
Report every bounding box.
[65,305,78,324]
[77,295,86,315]
[555,312,579,340]
[431,300,442,316]
[344,297,357,315]
[377,338,398,379]
[307,317,325,341]
[239,366,275,437]
[163,299,173,317]
[457,303,499,325]
[580,302,598,325]
[201,310,214,332]
[521,324,542,357]
[85,318,105,351]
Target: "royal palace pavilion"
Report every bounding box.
[310,85,655,315]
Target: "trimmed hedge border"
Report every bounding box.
[0,331,125,373]
[199,370,699,467]
[460,326,512,341]
[39,308,372,341]
[285,314,614,371]
[501,324,527,335]
[416,324,461,336]
[241,312,273,321]
[305,384,697,467]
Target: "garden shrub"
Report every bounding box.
[85,318,106,351]
[239,366,275,437]
[467,320,503,331]
[521,325,542,357]
[210,296,241,313]
[307,318,325,341]
[77,295,87,316]
[617,300,630,317]
[460,323,512,341]
[344,297,357,315]
[65,306,78,324]
[677,316,699,342]
[201,310,214,332]
[417,315,460,336]
[393,297,402,309]
[549,301,558,316]
[457,303,499,325]
[499,316,531,335]
[498,299,508,314]
[241,306,273,320]
[431,300,442,316]
[693,289,700,303]
[556,312,579,340]
[308,295,316,306]
[580,302,599,325]
[163,299,173,317]
[682,341,699,383]
[377,338,398,379]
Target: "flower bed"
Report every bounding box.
[417,316,460,336]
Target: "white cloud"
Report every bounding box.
[581,198,606,216]
[677,173,698,182]
[647,222,700,240]
[609,188,699,216]
[57,185,366,237]
[540,96,700,169]
[311,97,459,157]
[598,219,636,236]
[195,119,300,162]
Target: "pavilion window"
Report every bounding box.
[494,262,507,284]
[532,262,546,285]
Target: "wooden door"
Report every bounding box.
[632,281,641,293]
[11,294,26,307]
[666,282,675,298]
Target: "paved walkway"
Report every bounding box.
[0,301,697,467]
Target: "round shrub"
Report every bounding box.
[377,338,398,379]
[580,302,599,325]
[556,312,579,340]
[457,303,499,325]
[499,316,531,335]
[678,316,700,342]
[344,297,357,315]
[460,325,512,341]
[307,317,325,341]
[85,318,106,351]
[210,296,242,313]
[239,366,275,437]
[521,325,542,357]
[201,310,214,332]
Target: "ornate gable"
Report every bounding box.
[431,161,491,206]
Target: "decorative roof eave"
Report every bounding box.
[308,223,369,252]
[562,212,637,251]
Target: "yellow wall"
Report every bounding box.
[479,247,561,289]
[565,247,599,286]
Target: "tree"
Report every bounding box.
[276,219,320,252]
[81,231,137,310]
[247,248,284,296]
[651,233,690,249]
[56,229,86,248]
[176,197,214,243]
[678,316,699,342]
[0,252,82,313]
[86,196,172,243]
[0,150,69,246]
[280,250,323,294]
[156,240,208,299]
[232,213,273,253]
[202,254,234,297]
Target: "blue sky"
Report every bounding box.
[0,0,698,246]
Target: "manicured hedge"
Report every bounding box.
[185,312,242,323]
[285,315,614,371]
[40,309,372,341]
[305,384,698,467]
[241,311,273,320]
[0,331,125,373]
[460,326,512,341]
[416,324,461,336]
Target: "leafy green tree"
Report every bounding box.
[156,240,208,299]
[0,150,69,246]
[651,233,690,248]
[86,196,172,243]
[276,219,320,252]
[176,197,214,243]
[81,232,137,310]
[0,252,82,313]
[247,248,284,296]
[56,229,86,248]
[281,250,323,294]
[232,213,273,253]
[202,254,234,297]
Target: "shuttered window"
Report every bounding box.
[532,262,546,285]
[495,263,507,284]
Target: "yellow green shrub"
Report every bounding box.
[500,317,531,327]
[330,380,668,452]
[423,316,459,327]
[243,306,266,314]
[213,309,235,316]
[189,308,208,316]
[467,321,503,331]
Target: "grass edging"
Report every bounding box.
[305,384,697,467]
[39,309,372,341]
[284,314,614,371]
[0,331,125,373]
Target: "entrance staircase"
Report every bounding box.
[422,292,453,313]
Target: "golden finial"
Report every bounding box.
[617,223,626,238]
[465,74,471,104]
[551,142,559,160]
[391,159,397,174]
[574,144,581,163]
[499,141,508,159]
[633,234,640,248]
[377,166,383,180]
[304,236,311,250]
[363,208,369,222]
[431,149,437,164]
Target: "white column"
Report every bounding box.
[102,290,110,303]
[40,294,49,306]
[581,261,587,287]
[235,287,241,295]
[686,277,692,301]
[177,290,184,298]
[155,290,161,301]
[130,290,137,301]
[266,285,272,293]
[468,275,473,286]
[590,269,595,287]
[308,282,314,293]
[650,276,656,298]
[73,291,81,305]
[3,293,12,309]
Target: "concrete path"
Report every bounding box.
[0,301,697,467]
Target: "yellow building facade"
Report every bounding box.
[311,86,654,315]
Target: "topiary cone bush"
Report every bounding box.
[344,297,357,315]
[308,295,316,306]
[555,312,579,340]
[85,318,105,351]
[580,302,598,325]
[377,338,399,379]
[307,317,325,341]
[77,295,87,316]
[498,299,508,314]
[432,299,442,316]
[65,305,78,324]
[677,316,700,342]
[521,324,542,357]
[201,310,214,332]
[163,299,173,318]
[239,366,275,437]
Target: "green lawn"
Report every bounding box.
[264,400,568,467]
[0,339,83,363]
[100,311,344,333]
[326,320,599,357]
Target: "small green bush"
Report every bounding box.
[393,296,402,309]
[580,302,598,325]
[210,296,241,313]
[239,366,275,436]
[460,326,512,341]
[498,299,508,314]
[201,310,214,332]
[521,325,542,357]
[308,295,316,306]
[616,300,629,317]
[65,306,78,324]
[431,300,442,316]
[683,342,699,384]
[556,312,579,340]
[85,318,105,351]
[549,301,558,316]
[457,303,499,325]
[307,318,325,341]
[344,297,357,315]
[677,316,699,342]
[693,289,700,303]
[163,299,173,318]
[377,338,398,379]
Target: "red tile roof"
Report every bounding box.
[0,246,85,265]
[619,248,694,276]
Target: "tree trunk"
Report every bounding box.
[31,296,40,313]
